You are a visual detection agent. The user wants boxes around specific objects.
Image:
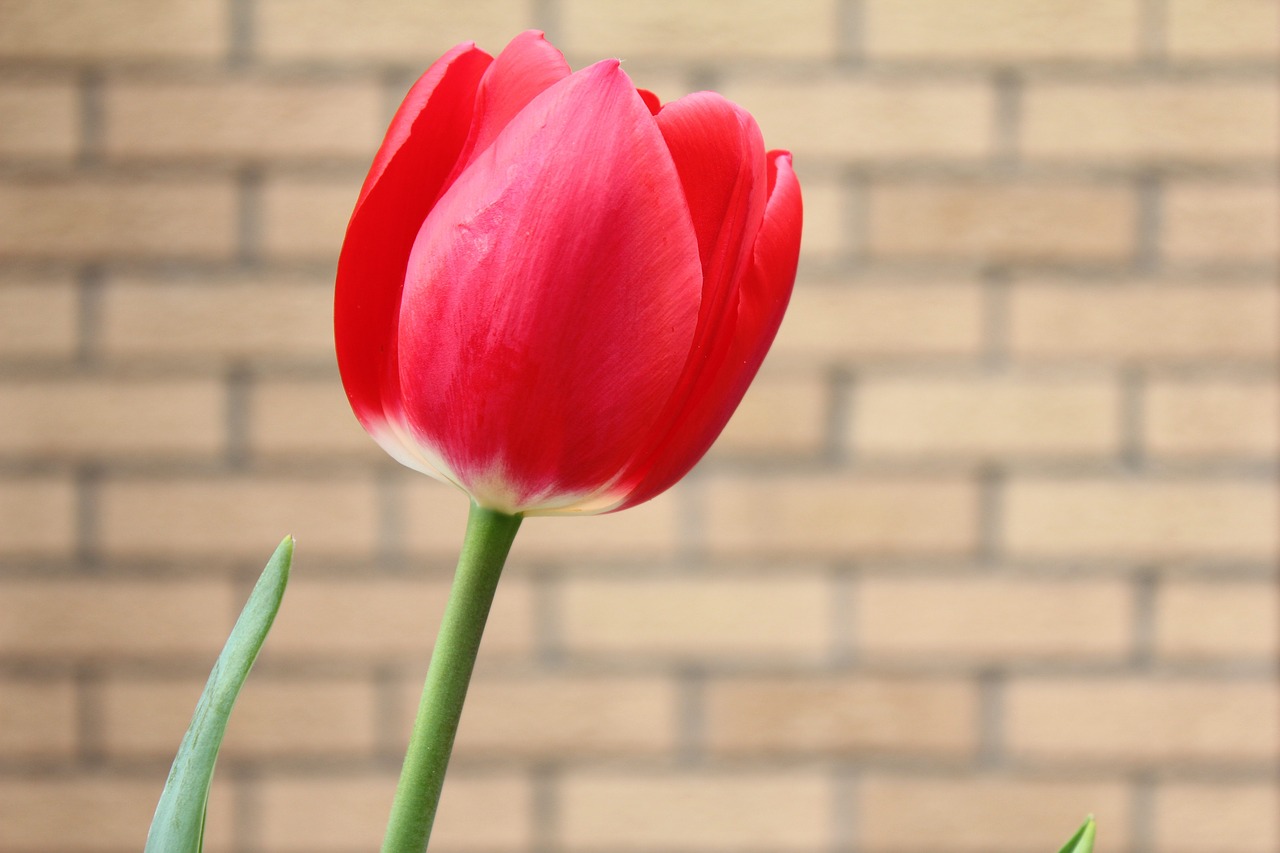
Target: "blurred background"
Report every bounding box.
[0,1,1276,851]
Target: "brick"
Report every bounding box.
[722,78,993,162]
[0,678,76,758]
[517,496,684,559]
[449,675,678,758]
[405,479,684,560]
[705,475,979,557]
[0,379,224,457]
[561,0,839,60]
[257,773,531,851]
[261,175,362,260]
[1009,282,1279,362]
[0,275,79,357]
[98,477,380,558]
[256,0,534,62]
[99,676,379,759]
[1166,0,1280,59]
[868,182,1135,262]
[0,0,226,61]
[708,370,828,457]
[249,377,380,457]
[435,774,534,852]
[1152,782,1280,853]
[1154,580,1280,660]
[853,373,1121,459]
[857,577,1132,663]
[864,0,1141,60]
[1022,82,1278,163]
[795,178,846,259]
[395,480,473,555]
[99,274,334,360]
[1145,377,1279,458]
[1005,678,1279,767]
[559,770,829,851]
[859,775,1131,853]
[1164,183,1280,263]
[0,477,75,556]
[104,81,382,161]
[0,579,233,658]
[0,178,238,260]
[625,70,692,107]
[772,281,986,362]
[559,575,832,662]
[0,777,235,851]
[265,576,534,661]
[705,676,977,758]
[0,80,78,160]
[1004,478,1278,560]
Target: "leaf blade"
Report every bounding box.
[144,535,294,853]
[1057,816,1097,853]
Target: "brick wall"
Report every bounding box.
[0,2,1276,852]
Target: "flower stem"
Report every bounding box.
[381,502,522,853]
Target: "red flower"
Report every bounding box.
[335,31,802,515]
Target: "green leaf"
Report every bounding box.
[144,536,294,853]
[1057,816,1096,853]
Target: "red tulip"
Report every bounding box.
[335,31,802,516]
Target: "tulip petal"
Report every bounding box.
[450,31,572,177]
[397,61,703,514]
[334,43,491,457]
[653,94,767,410]
[616,150,801,511]
[656,92,767,299]
[608,93,769,505]
[637,88,662,115]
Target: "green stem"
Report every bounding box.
[381,501,522,853]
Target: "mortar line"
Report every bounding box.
[1139,0,1168,66]
[977,465,1005,565]
[981,268,1012,370]
[676,667,706,765]
[532,0,561,44]
[228,0,254,68]
[75,264,104,368]
[1136,173,1163,274]
[976,669,1005,769]
[76,67,103,167]
[837,0,866,67]
[534,567,565,668]
[826,365,856,468]
[992,69,1022,173]
[1120,366,1146,472]
[224,363,252,470]
[1131,770,1157,853]
[74,463,102,571]
[237,166,263,267]
[531,762,558,853]
[1131,567,1159,669]
[831,764,860,852]
[376,468,405,568]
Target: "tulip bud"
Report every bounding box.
[335,31,802,516]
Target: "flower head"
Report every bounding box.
[335,31,802,515]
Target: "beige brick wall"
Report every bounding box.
[0,2,1275,852]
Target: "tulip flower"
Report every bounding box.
[333,31,800,853]
[335,30,802,517]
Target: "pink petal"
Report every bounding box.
[637,88,662,115]
[396,61,703,513]
[334,43,490,440]
[656,92,768,294]
[449,31,571,180]
[616,150,801,511]
[607,93,769,503]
